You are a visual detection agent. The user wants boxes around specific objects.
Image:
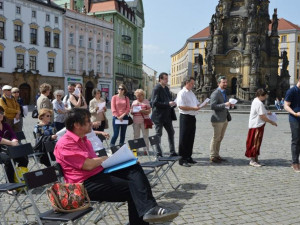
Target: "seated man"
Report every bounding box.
[54,108,178,225]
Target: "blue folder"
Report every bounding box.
[104,158,138,173]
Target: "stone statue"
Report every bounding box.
[271,8,278,36]
[209,15,215,36]
[250,45,259,74]
[214,5,222,34]
[205,44,213,73]
[222,0,232,19]
[248,3,257,32]
[281,50,289,73]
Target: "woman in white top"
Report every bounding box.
[245,89,277,167]
[69,83,87,109]
[89,88,107,132]
[52,90,67,131]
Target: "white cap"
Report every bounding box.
[2,85,12,91]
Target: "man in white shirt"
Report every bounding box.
[63,83,75,110]
[176,77,207,167]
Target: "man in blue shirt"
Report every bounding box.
[284,77,300,172]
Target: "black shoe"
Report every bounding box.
[179,160,191,167]
[169,152,178,157]
[187,158,197,164]
[156,153,162,158]
[143,206,179,223]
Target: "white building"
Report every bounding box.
[63,8,114,103]
[0,0,65,104]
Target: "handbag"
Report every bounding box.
[126,97,133,126]
[141,113,153,129]
[14,166,29,183]
[170,107,177,121]
[32,109,38,118]
[46,182,91,213]
[227,111,232,122]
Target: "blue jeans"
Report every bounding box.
[290,121,300,164]
[110,115,128,146]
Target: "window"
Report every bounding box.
[281,35,287,43]
[30,28,37,45]
[79,58,84,71]
[55,16,58,24]
[69,56,75,69]
[79,35,83,47]
[97,39,101,50]
[105,62,109,73]
[0,2,3,10]
[32,10,36,18]
[14,25,22,42]
[29,56,36,70]
[88,58,92,71]
[16,6,21,14]
[46,14,50,22]
[0,21,4,39]
[88,38,93,48]
[16,54,24,69]
[0,51,2,67]
[297,69,299,79]
[105,41,109,52]
[298,52,300,61]
[97,61,101,72]
[48,58,54,72]
[54,33,59,48]
[194,56,199,64]
[298,36,300,43]
[195,42,199,48]
[45,31,51,47]
[69,33,74,45]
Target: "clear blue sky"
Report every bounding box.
[142,0,300,74]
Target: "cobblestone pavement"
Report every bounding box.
[2,109,299,225]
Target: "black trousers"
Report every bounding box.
[83,164,157,225]
[154,119,175,155]
[178,114,196,161]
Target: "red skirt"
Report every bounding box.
[245,124,265,158]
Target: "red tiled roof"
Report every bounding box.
[89,1,118,13]
[189,26,210,39]
[268,18,300,31]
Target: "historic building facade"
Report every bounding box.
[0,0,64,104]
[142,64,157,99]
[63,9,114,104]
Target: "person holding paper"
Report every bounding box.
[177,77,207,167]
[11,87,24,132]
[63,83,75,110]
[284,76,300,172]
[131,89,151,154]
[150,72,178,157]
[245,89,277,167]
[110,84,130,147]
[89,88,107,132]
[54,108,178,224]
[0,85,22,132]
[69,83,87,109]
[209,76,233,163]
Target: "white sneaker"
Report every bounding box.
[249,161,262,167]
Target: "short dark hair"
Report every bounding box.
[92,88,101,97]
[183,76,195,85]
[68,83,76,87]
[0,106,6,123]
[158,72,168,82]
[256,88,267,97]
[217,75,227,83]
[65,108,91,132]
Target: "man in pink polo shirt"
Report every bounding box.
[54,108,178,225]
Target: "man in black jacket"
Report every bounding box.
[150,73,177,157]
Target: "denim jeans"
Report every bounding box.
[290,121,300,164]
[110,115,128,146]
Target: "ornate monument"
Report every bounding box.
[195,0,287,101]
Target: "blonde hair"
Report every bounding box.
[39,83,52,94]
[38,108,53,120]
[134,89,145,97]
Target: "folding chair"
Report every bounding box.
[15,131,26,144]
[149,135,182,190]
[0,157,28,225]
[97,134,110,149]
[43,141,56,166]
[128,138,169,198]
[23,166,93,225]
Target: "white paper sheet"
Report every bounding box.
[132,105,142,113]
[14,118,20,124]
[115,119,129,125]
[56,128,67,140]
[73,88,80,96]
[199,98,210,108]
[86,130,104,151]
[229,98,238,104]
[101,144,136,168]
[267,112,277,122]
[97,102,106,113]
[22,105,28,117]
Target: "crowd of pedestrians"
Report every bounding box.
[0,73,300,224]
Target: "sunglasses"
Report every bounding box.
[13,91,19,93]
[0,112,4,115]
[118,88,124,90]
